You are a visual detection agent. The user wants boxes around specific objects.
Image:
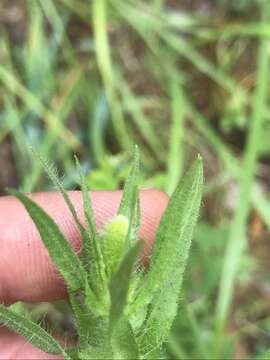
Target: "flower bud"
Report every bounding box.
[102,215,129,278]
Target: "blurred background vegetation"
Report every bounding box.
[1,0,270,358]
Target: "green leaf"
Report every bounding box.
[79,343,113,360]
[31,151,108,334]
[0,304,68,357]
[118,146,141,251]
[129,156,203,334]
[8,189,87,293]
[74,156,97,237]
[118,145,140,217]
[111,317,140,360]
[109,240,144,331]
[137,268,180,359]
[75,156,107,297]
[8,189,100,343]
[31,148,85,236]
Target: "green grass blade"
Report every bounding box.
[0,65,80,149]
[129,156,203,316]
[8,189,86,293]
[216,3,270,339]
[109,240,144,332]
[166,80,185,195]
[92,0,131,151]
[0,304,67,357]
[117,74,164,163]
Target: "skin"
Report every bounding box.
[0,189,168,359]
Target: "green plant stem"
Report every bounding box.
[92,0,131,151]
[216,3,270,345]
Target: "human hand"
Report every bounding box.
[0,190,168,359]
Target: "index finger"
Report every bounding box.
[0,190,168,304]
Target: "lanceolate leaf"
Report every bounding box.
[31,148,85,235]
[118,145,140,218]
[118,146,141,249]
[137,158,203,357]
[129,157,203,316]
[109,240,144,332]
[0,304,68,357]
[137,267,181,358]
[74,156,96,238]
[75,156,107,296]
[8,189,87,293]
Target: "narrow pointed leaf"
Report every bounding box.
[109,240,144,331]
[137,157,203,356]
[118,146,141,250]
[32,152,107,324]
[8,189,86,292]
[74,156,96,237]
[75,156,107,296]
[118,145,140,218]
[138,268,180,359]
[0,304,67,357]
[130,157,203,316]
[31,148,85,235]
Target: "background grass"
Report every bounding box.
[1,0,270,358]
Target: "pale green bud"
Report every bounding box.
[102,215,129,277]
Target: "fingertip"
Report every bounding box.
[0,189,168,303]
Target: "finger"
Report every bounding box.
[0,189,168,304]
[0,328,63,360]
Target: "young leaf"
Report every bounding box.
[118,146,140,216]
[109,240,144,331]
[118,146,141,251]
[31,148,85,235]
[75,156,107,297]
[8,189,87,293]
[129,156,203,317]
[74,156,96,237]
[0,304,68,357]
